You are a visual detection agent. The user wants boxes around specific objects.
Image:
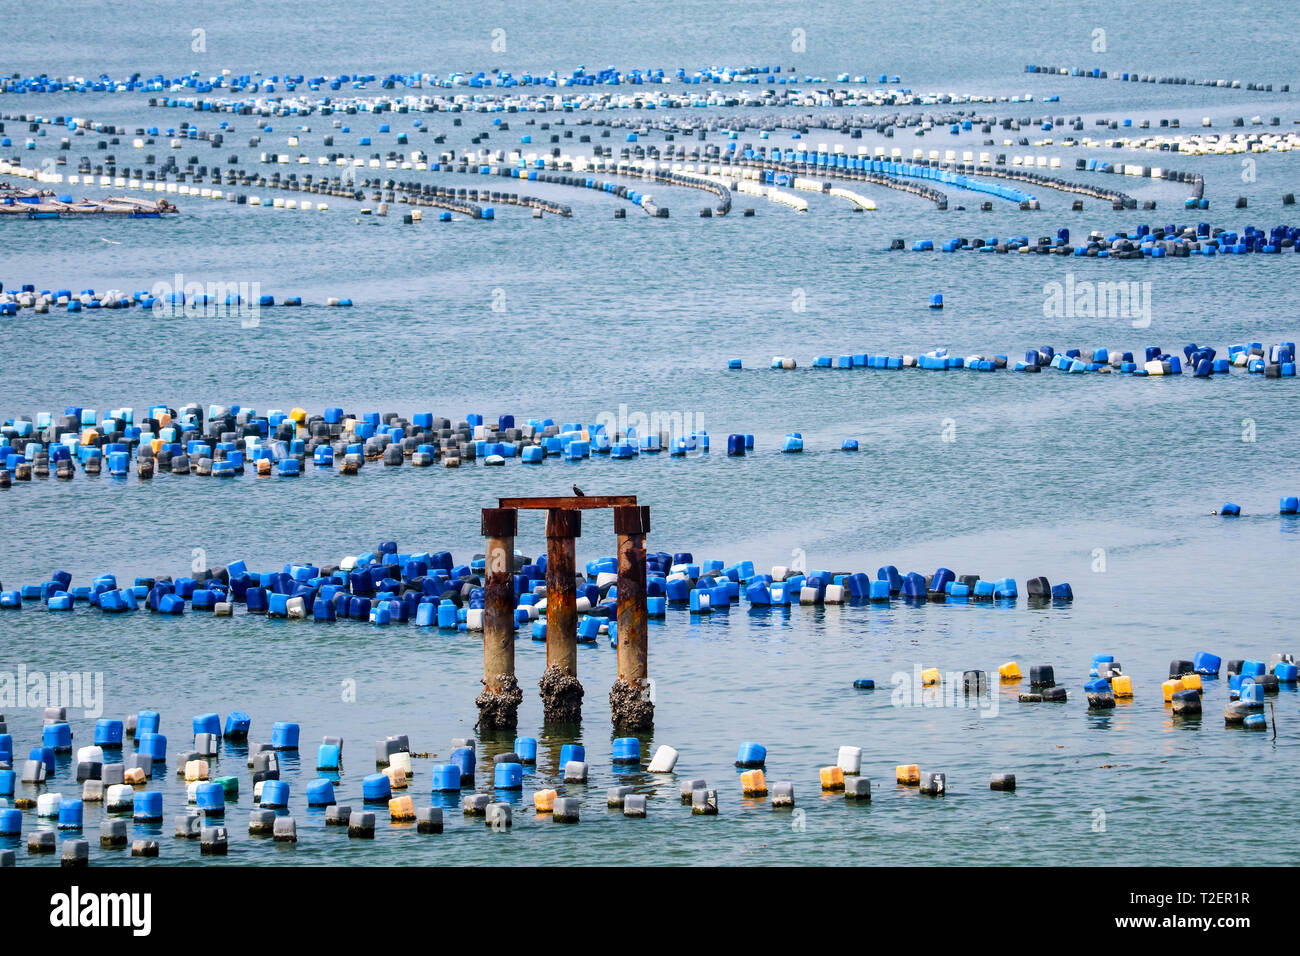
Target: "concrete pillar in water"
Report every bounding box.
[477,507,522,730]
[610,504,653,730]
[540,508,583,723]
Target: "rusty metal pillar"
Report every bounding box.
[540,508,583,723]
[476,507,522,730]
[610,504,653,729]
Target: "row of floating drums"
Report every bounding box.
[747,341,1297,378]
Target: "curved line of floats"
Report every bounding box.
[4,149,880,220]
[437,164,646,217]
[597,161,733,213]
[64,86,1108,166]
[381,175,573,218]
[35,116,1207,210]
[127,70,1206,139]
[694,151,1208,211]
[0,150,1160,222]
[19,67,1287,177]
[2,158,484,220]
[25,135,1235,227]
[136,94,1063,151]
[328,157,663,218]
[266,148,1125,215]
[4,158,567,220]
[15,98,1290,166]
[237,168,515,219]
[1042,155,1203,204]
[9,103,897,216]
[139,87,1269,170]
[975,158,1141,204]
[762,161,946,207]
[8,101,1241,223]
[565,151,1165,212]
[731,150,1205,208]
[733,151,1034,205]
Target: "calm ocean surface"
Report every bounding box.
[1,0,1297,865]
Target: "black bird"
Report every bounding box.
[572,484,585,497]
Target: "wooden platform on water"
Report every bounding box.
[0,186,178,218]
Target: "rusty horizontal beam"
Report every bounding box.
[498,495,636,510]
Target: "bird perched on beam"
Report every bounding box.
[572,484,585,497]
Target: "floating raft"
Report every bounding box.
[0,187,177,218]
